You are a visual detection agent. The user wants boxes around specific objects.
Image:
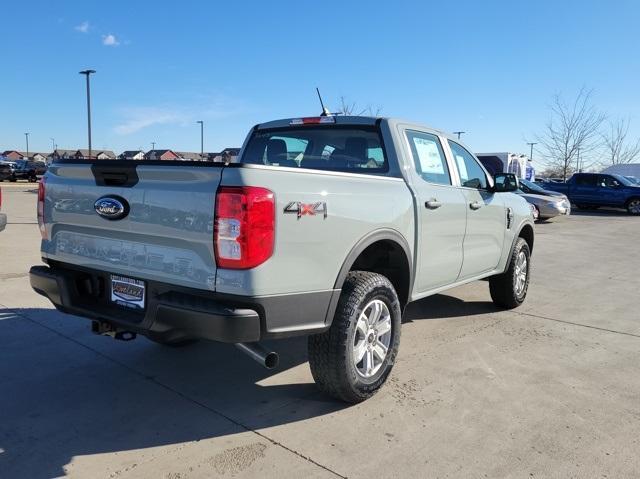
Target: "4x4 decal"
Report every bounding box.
[284,201,328,219]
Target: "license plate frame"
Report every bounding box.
[110,274,146,310]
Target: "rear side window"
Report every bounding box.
[405,131,451,185]
[575,175,598,187]
[448,141,488,189]
[242,127,388,173]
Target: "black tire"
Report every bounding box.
[489,237,531,309]
[626,198,640,215]
[308,271,402,403]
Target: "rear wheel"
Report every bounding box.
[489,237,531,309]
[626,198,640,215]
[308,271,402,403]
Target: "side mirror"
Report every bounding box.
[493,173,519,192]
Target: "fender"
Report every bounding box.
[503,220,535,273]
[323,228,414,325]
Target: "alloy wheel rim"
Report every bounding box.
[353,299,392,378]
[629,200,640,214]
[514,251,528,296]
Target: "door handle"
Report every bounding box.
[425,199,442,209]
[469,201,483,210]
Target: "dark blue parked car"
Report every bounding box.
[544,173,640,215]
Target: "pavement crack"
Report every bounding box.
[516,310,640,339]
[1,304,347,479]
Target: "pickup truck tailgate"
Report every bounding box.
[42,162,222,292]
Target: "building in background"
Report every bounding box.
[175,151,204,161]
[208,148,240,163]
[118,150,145,160]
[51,149,76,162]
[476,152,535,181]
[1,150,24,160]
[144,149,180,161]
[74,149,116,160]
[601,163,640,179]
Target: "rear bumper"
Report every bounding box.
[0,213,6,232]
[30,263,337,343]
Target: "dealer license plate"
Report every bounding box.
[110,275,146,310]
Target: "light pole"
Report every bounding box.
[453,131,465,140]
[79,69,96,159]
[196,120,204,160]
[24,132,30,158]
[151,142,156,151]
[527,142,537,162]
[50,137,56,152]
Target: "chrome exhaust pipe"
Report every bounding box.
[235,342,279,369]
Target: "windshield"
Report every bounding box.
[625,176,640,185]
[242,126,388,173]
[611,174,634,186]
[519,178,549,194]
[15,160,28,168]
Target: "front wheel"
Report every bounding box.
[489,237,531,309]
[308,271,402,403]
[626,198,640,215]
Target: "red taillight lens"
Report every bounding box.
[214,186,275,269]
[37,178,47,239]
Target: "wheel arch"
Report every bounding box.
[332,229,413,311]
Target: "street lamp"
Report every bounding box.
[196,120,204,160]
[50,137,56,152]
[453,131,465,140]
[527,142,537,162]
[24,132,30,159]
[79,69,96,159]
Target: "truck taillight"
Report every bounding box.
[214,186,275,269]
[37,178,47,240]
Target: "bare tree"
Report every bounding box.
[601,118,640,165]
[337,96,382,116]
[536,88,605,180]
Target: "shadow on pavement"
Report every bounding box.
[570,207,631,217]
[0,307,346,478]
[403,293,499,322]
[2,292,502,477]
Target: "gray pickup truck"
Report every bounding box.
[30,115,534,403]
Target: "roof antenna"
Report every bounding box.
[316,87,331,116]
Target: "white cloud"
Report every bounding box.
[114,107,187,135]
[74,21,90,33]
[102,34,120,47]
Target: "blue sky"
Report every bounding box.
[2,0,639,165]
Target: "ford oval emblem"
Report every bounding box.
[94,196,129,220]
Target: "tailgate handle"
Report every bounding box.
[102,173,129,186]
[91,164,139,187]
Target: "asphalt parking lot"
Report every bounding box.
[1,182,639,478]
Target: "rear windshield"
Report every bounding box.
[242,126,388,173]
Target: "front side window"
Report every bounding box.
[448,141,488,189]
[406,131,451,185]
[242,126,388,173]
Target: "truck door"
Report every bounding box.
[572,174,600,204]
[403,130,466,292]
[598,175,626,206]
[447,140,506,280]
